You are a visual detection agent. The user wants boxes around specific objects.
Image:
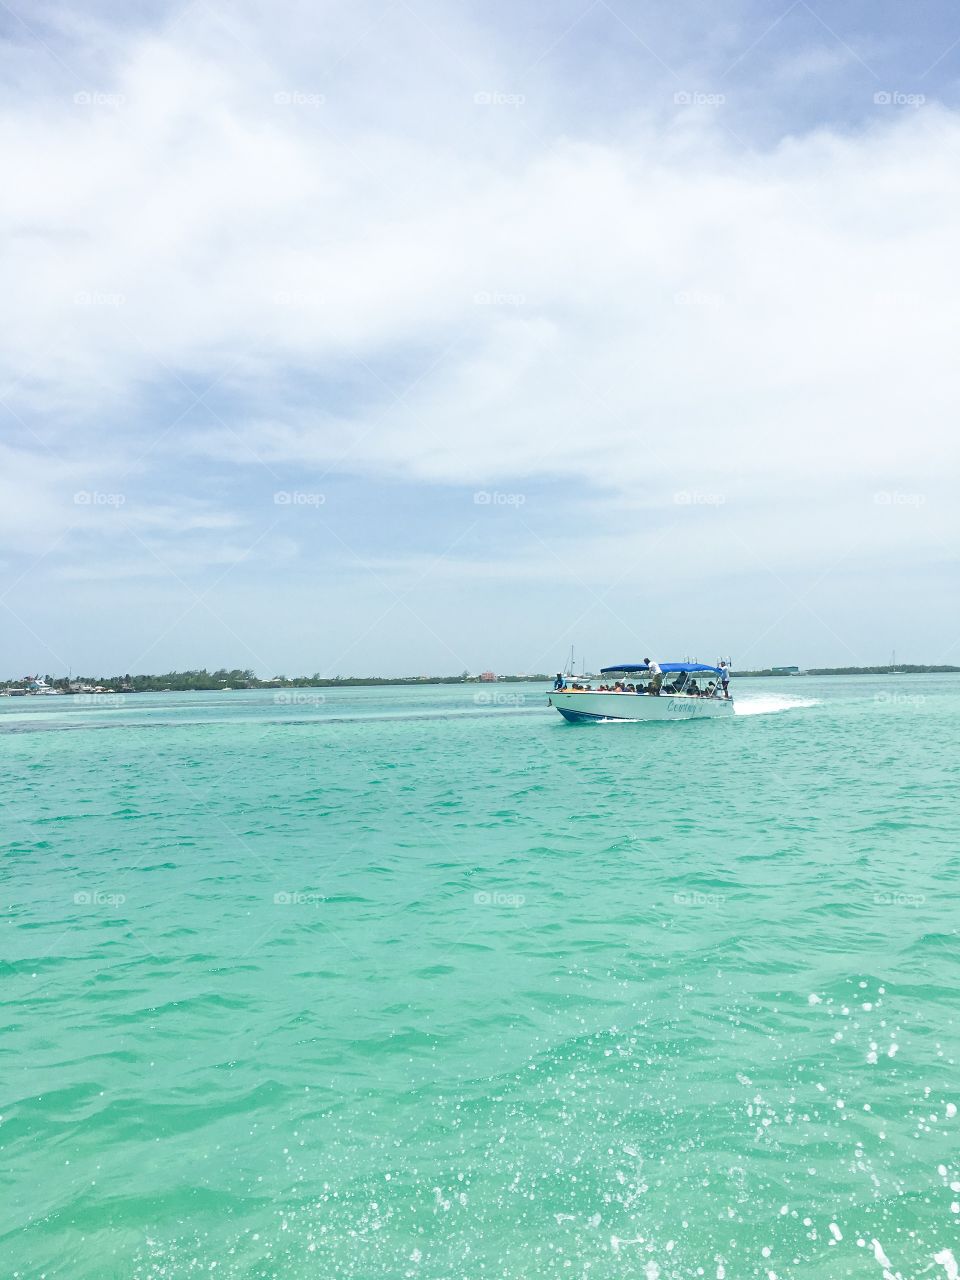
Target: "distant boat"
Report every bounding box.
[549,662,734,722]
[562,644,592,679]
[27,676,61,695]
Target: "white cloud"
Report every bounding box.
[53,533,298,581]
[0,1,957,649]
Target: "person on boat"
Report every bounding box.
[644,658,663,695]
[554,672,564,691]
[719,662,731,698]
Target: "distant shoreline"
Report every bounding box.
[3,664,959,694]
[0,671,548,695]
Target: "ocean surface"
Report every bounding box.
[3,676,959,1280]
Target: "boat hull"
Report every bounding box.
[549,690,734,722]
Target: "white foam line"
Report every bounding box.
[734,695,820,717]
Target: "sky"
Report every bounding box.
[2,0,959,678]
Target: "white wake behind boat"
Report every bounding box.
[549,662,733,723]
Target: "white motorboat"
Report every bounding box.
[28,676,62,695]
[549,662,733,723]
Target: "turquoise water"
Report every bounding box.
[3,677,959,1279]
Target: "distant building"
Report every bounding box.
[479,671,497,682]
[771,665,800,674]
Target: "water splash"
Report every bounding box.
[734,693,820,717]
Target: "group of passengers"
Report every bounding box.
[556,678,717,696]
[664,679,717,697]
[554,660,730,698]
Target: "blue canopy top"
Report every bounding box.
[600,662,723,676]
